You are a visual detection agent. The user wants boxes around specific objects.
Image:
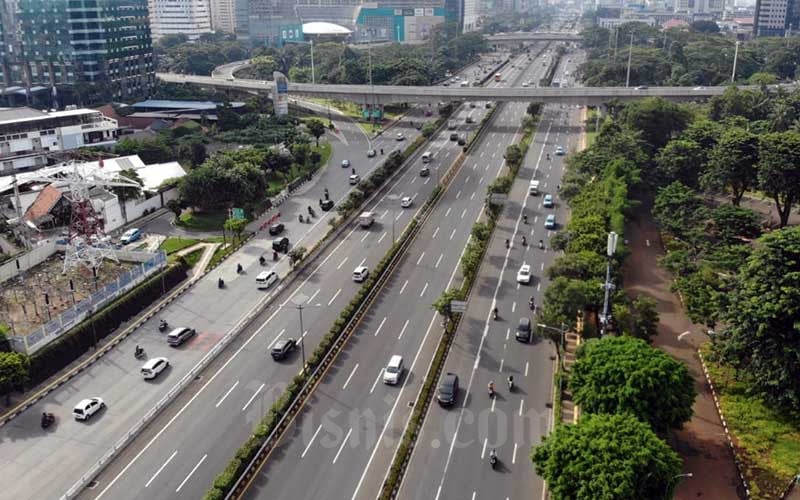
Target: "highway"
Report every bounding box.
[155,71,785,106]
[72,57,503,500]
[0,57,502,500]
[235,47,555,500]
[398,50,587,500]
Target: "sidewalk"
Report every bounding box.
[623,201,746,500]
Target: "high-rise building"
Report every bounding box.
[673,0,725,16]
[753,0,794,35]
[147,0,212,40]
[211,0,237,33]
[1,0,155,106]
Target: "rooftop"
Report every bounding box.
[0,106,104,127]
[130,100,246,111]
[303,21,353,35]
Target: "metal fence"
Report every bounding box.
[8,251,167,355]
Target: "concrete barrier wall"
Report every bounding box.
[0,240,57,286]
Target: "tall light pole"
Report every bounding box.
[731,40,740,83]
[285,39,315,84]
[387,194,400,243]
[625,31,634,88]
[599,231,619,336]
[290,293,321,373]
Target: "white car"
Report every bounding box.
[353,265,369,282]
[383,355,404,385]
[522,81,529,87]
[517,264,532,284]
[341,159,351,168]
[141,357,170,380]
[73,397,105,421]
[396,132,405,141]
[401,196,412,208]
[555,146,565,156]
[349,174,360,185]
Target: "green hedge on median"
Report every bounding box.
[28,259,189,387]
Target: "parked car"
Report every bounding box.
[73,397,105,421]
[271,338,296,360]
[120,228,141,245]
[268,223,285,235]
[141,357,169,380]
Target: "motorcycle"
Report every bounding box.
[507,377,514,391]
[529,298,536,311]
[134,346,145,359]
[492,307,498,320]
[505,239,510,249]
[236,263,243,274]
[41,412,55,429]
[538,240,544,250]
[273,251,279,261]
[489,450,497,468]
[299,214,304,223]
[259,255,266,266]
[522,236,527,246]
[158,320,168,332]
[307,206,315,217]
[218,277,225,289]
[488,384,495,398]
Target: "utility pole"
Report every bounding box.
[599,232,619,336]
[731,40,740,83]
[625,32,634,88]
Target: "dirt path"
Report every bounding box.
[623,202,746,500]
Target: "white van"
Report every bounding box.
[256,270,278,289]
[529,180,540,195]
[383,355,404,385]
[422,151,432,163]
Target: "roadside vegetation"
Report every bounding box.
[579,20,800,86]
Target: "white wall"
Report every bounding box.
[0,239,57,285]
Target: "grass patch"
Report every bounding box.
[160,237,199,255]
[586,130,598,147]
[182,248,205,268]
[177,211,227,232]
[701,343,800,499]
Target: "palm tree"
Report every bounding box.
[110,169,144,224]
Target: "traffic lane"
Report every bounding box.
[87,99,488,498]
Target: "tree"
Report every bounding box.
[747,71,779,85]
[757,131,800,227]
[432,288,464,321]
[216,103,241,131]
[545,251,606,281]
[526,102,539,116]
[654,139,705,189]
[288,246,307,267]
[179,155,266,210]
[653,181,707,236]
[718,226,800,412]
[166,199,182,218]
[531,413,683,500]
[541,277,603,330]
[504,144,522,169]
[615,295,660,340]
[113,137,174,164]
[0,352,30,405]
[620,97,691,151]
[421,122,436,138]
[570,336,696,432]
[690,20,720,33]
[709,205,762,243]
[110,169,144,223]
[305,119,326,147]
[223,217,247,241]
[701,127,760,205]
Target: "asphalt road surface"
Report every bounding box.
[234,48,556,500]
[398,50,587,500]
[72,58,500,500]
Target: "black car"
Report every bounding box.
[515,317,531,342]
[420,167,430,177]
[449,132,459,141]
[272,236,289,253]
[437,372,459,406]
[457,135,467,146]
[271,338,297,360]
[268,223,284,236]
[320,199,334,211]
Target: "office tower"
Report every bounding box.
[148,0,212,40]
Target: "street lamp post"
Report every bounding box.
[731,40,740,83]
[285,40,315,84]
[290,293,321,373]
[387,194,400,243]
[625,32,634,88]
[599,232,619,336]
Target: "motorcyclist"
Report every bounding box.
[508,375,514,389]
[523,214,528,224]
[538,239,544,249]
[522,235,527,246]
[259,255,266,265]
[218,277,224,288]
[135,345,143,357]
[236,263,243,274]
[299,214,304,223]
[273,251,279,261]
[505,239,510,249]
[488,381,495,395]
[493,306,498,320]
[529,296,535,310]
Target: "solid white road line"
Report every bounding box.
[301,424,322,458]
[374,317,387,336]
[332,428,353,464]
[342,363,359,390]
[241,383,265,412]
[328,288,342,306]
[145,450,177,488]
[175,454,206,493]
[215,380,239,408]
[398,319,410,340]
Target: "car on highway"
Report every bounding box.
[424,109,433,117]
[268,223,285,235]
[401,196,412,208]
[448,120,457,130]
[271,338,296,360]
[141,357,169,380]
[73,397,105,421]
[349,174,360,185]
[485,102,492,109]
[516,264,532,284]
[341,159,351,168]
[450,132,459,141]
[457,134,467,146]
[443,82,450,87]
[693,86,705,90]
[367,149,376,157]
[635,85,648,90]
[469,102,476,108]
[522,81,529,87]
[167,326,196,346]
[320,199,334,211]
[256,270,279,289]
[420,166,430,177]
[352,265,369,282]
[272,236,289,253]
[383,355,404,385]
[465,115,474,123]
[396,132,405,141]
[120,228,141,245]
[437,373,459,406]
[543,194,554,208]
[515,317,532,342]
[555,145,565,155]
[545,214,556,229]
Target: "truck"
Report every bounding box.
[359,211,374,228]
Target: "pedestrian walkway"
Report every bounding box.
[623,201,745,500]
[559,331,580,424]
[175,242,221,279]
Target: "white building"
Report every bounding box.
[0,107,118,174]
[148,0,212,40]
[210,0,236,33]
[673,0,725,17]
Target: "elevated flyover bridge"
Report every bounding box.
[156,73,785,107]
[485,32,582,44]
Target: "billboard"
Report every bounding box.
[273,71,289,116]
